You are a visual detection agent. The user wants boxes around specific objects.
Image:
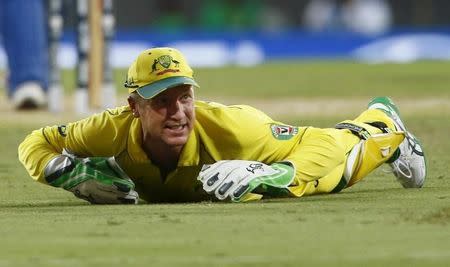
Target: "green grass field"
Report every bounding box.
[0,61,449,267]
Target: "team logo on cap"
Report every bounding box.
[151,55,181,74]
[270,124,298,140]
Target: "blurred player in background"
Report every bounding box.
[303,0,392,35]
[0,0,49,109]
[18,47,426,204]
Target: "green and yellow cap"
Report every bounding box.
[124,47,199,99]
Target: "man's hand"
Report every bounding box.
[44,156,138,204]
[197,160,295,202]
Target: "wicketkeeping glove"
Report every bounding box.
[197,160,295,202]
[44,155,138,204]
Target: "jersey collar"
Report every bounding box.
[177,124,200,167]
[127,119,149,163]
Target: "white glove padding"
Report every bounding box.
[45,155,139,204]
[70,178,139,205]
[197,160,295,202]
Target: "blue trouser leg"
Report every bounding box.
[0,0,49,97]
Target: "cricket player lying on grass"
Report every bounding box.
[18,47,426,204]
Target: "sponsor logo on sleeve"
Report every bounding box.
[270,124,298,140]
[57,125,67,137]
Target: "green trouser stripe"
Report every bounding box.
[386,148,400,163]
[330,176,348,194]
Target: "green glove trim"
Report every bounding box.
[232,162,295,202]
[46,157,135,192]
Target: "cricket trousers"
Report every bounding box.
[285,108,400,197]
[0,0,49,96]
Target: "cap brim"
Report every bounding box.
[136,76,199,99]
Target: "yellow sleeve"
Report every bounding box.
[194,101,304,163]
[18,106,133,183]
[18,128,63,183]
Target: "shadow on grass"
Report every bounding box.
[279,187,402,202]
[0,201,89,209]
[0,186,436,209]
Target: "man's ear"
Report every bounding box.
[127,96,139,117]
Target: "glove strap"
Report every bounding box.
[44,155,76,186]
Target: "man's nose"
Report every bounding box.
[168,100,184,117]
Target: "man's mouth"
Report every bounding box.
[165,123,187,131]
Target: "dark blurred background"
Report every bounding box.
[59,0,450,30]
[43,0,449,67]
[2,0,450,72]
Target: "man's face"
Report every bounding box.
[132,85,195,149]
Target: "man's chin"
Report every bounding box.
[164,136,189,147]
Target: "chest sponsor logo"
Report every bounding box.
[270,124,298,140]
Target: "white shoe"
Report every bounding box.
[368,97,426,188]
[12,82,47,110]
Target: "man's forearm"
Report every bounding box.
[18,129,62,183]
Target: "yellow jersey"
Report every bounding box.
[18,101,306,203]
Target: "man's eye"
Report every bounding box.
[152,97,167,107]
[181,94,191,100]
